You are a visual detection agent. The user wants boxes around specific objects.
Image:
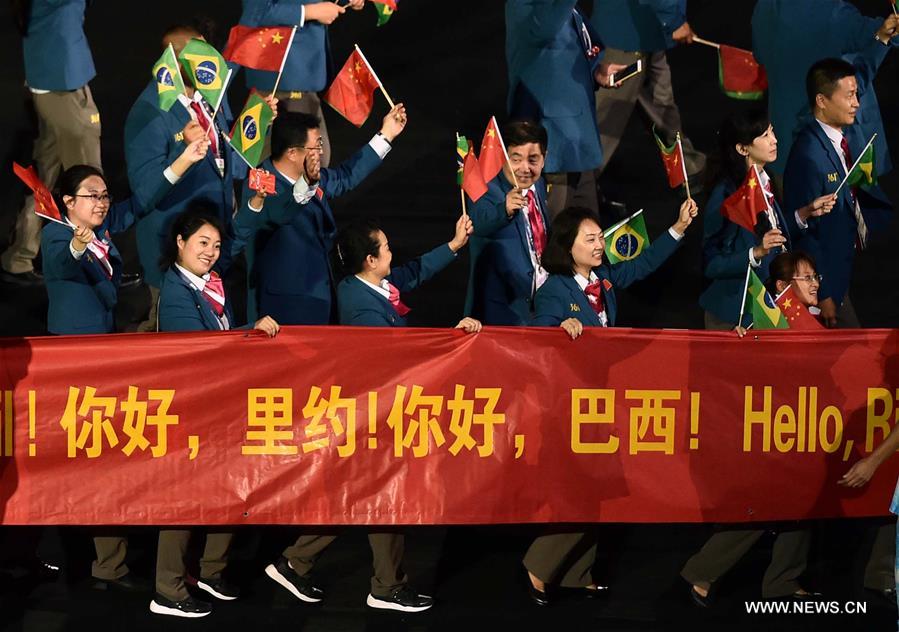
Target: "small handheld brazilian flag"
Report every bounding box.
[845,141,877,188]
[372,0,398,26]
[178,38,228,107]
[456,134,469,186]
[604,209,650,264]
[228,89,274,168]
[152,44,185,112]
[745,269,788,329]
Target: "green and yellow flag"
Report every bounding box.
[178,38,228,107]
[456,134,470,186]
[845,141,877,188]
[152,43,185,112]
[746,269,789,329]
[605,210,650,264]
[228,90,274,168]
[373,0,398,26]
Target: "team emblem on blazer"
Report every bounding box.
[570,303,580,312]
[827,172,838,182]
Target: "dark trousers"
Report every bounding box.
[156,530,232,601]
[523,531,596,588]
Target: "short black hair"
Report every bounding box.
[159,199,225,271]
[766,250,817,294]
[271,111,321,159]
[503,119,547,155]
[334,218,383,277]
[806,58,856,109]
[541,207,600,276]
[715,107,771,188]
[54,165,107,214]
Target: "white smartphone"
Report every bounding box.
[609,59,644,86]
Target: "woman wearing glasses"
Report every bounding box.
[41,165,136,335]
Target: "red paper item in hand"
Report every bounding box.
[249,169,276,195]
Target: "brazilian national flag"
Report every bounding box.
[746,269,788,329]
[605,210,650,264]
[152,44,185,112]
[845,141,877,188]
[178,38,228,107]
[456,134,469,186]
[228,90,274,168]
[373,0,398,26]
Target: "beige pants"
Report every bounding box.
[156,529,233,601]
[2,86,102,274]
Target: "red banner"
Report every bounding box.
[0,327,897,525]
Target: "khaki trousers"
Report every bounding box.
[523,531,596,588]
[156,530,233,601]
[92,535,129,580]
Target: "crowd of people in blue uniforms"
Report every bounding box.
[5,0,899,622]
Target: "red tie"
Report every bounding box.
[387,282,411,316]
[190,101,219,157]
[202,271,225,317]
[526,190,547,258]
[583,280,604,316]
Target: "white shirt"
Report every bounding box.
[164,93,222,184]
[174,263,229,330]
[573,270,608,327]
[355,275,391,300]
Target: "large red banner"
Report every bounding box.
[0,327,897,525]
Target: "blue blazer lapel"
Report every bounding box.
[810,122,845,178]
[561,276,601,326]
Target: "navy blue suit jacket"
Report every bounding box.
[337,244,457,327]
[532,230,681,327]
[506,0,605,173]
[125,82,244,288]
[158,267,241,332]
[24,0,95,91]
[42,211,133,335]
[699,178,791,326]
[465,175,550,326]
[593,0,686,53]
[233,143,384,324]
[784,119,892,306]
[239,0,331,93]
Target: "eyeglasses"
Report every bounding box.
[792,274,822,283]
[303,139,325,152]
[75,193,113,205]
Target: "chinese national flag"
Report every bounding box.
[13,162,63,223]
[719,45,768,99]
[721,167,767,233]
[462,148,488,202]
[323,49,381,127]
[222,25,294,72]
[653,128,686,189]
[479,117,505,182]
[775,286,824,330]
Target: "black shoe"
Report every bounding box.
[689,584,714,608]
[149,594,212,618]
[92,572,150,592]
[789,590,822,601]
[197,576,239,601]
[865,587,897,609]
[119,272,143,289]
[525,574,550,607]
[0,269,43,286]
[580,584,609,599]
[366,585,433,612]
[264,556,324,603]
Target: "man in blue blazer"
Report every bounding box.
[238,0,363,167]
[505,0,624,216]
[125,26,247,331]
[752,0,898,176]
[233,104,407,324]
[784,58,892,329]
[465,120,551,326]
[2,0,102,286]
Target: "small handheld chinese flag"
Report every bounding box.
[479,117,506,183]
[462,148,488,202]
[13,162,66,225]
[652,127,687,189]
[721,166,768,233]
[775,285,824,330]
[223,25,294,72]
[248,169,277,195]
[323,49,381,127]
[718,45,767,100]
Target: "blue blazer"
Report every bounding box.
[42,206,135,335]
[506,0,605,173]
[158,267,245,332]
[784,119,892,306]
[124,82,244,288]
[843,44,892,176]
[233,143,384,325]
[532,230,681,327]
[465,175,550,326]
[752,0,894,174]
[239,0,330,93]
[24,0,95,91]
[699,178,791,326]
[337,244,457,327]
[592,0,686,53]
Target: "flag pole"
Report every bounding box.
[36,212,75,229]
[737,262,752,328]
[354,44,395,109]
[456,132,468,217]
[491,115,520,189]
[270,26,298,98]
[677,132,691,200]
[604,208,644,236]
[692,36,721,49]
[892,0,898,16]
[833,132,877,197]
[204,67,234,147]
[225,134,257,170]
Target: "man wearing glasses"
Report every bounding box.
[234,104,407,325]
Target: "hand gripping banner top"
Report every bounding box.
[0,326,897,525]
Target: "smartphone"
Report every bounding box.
[609,59,643,86]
